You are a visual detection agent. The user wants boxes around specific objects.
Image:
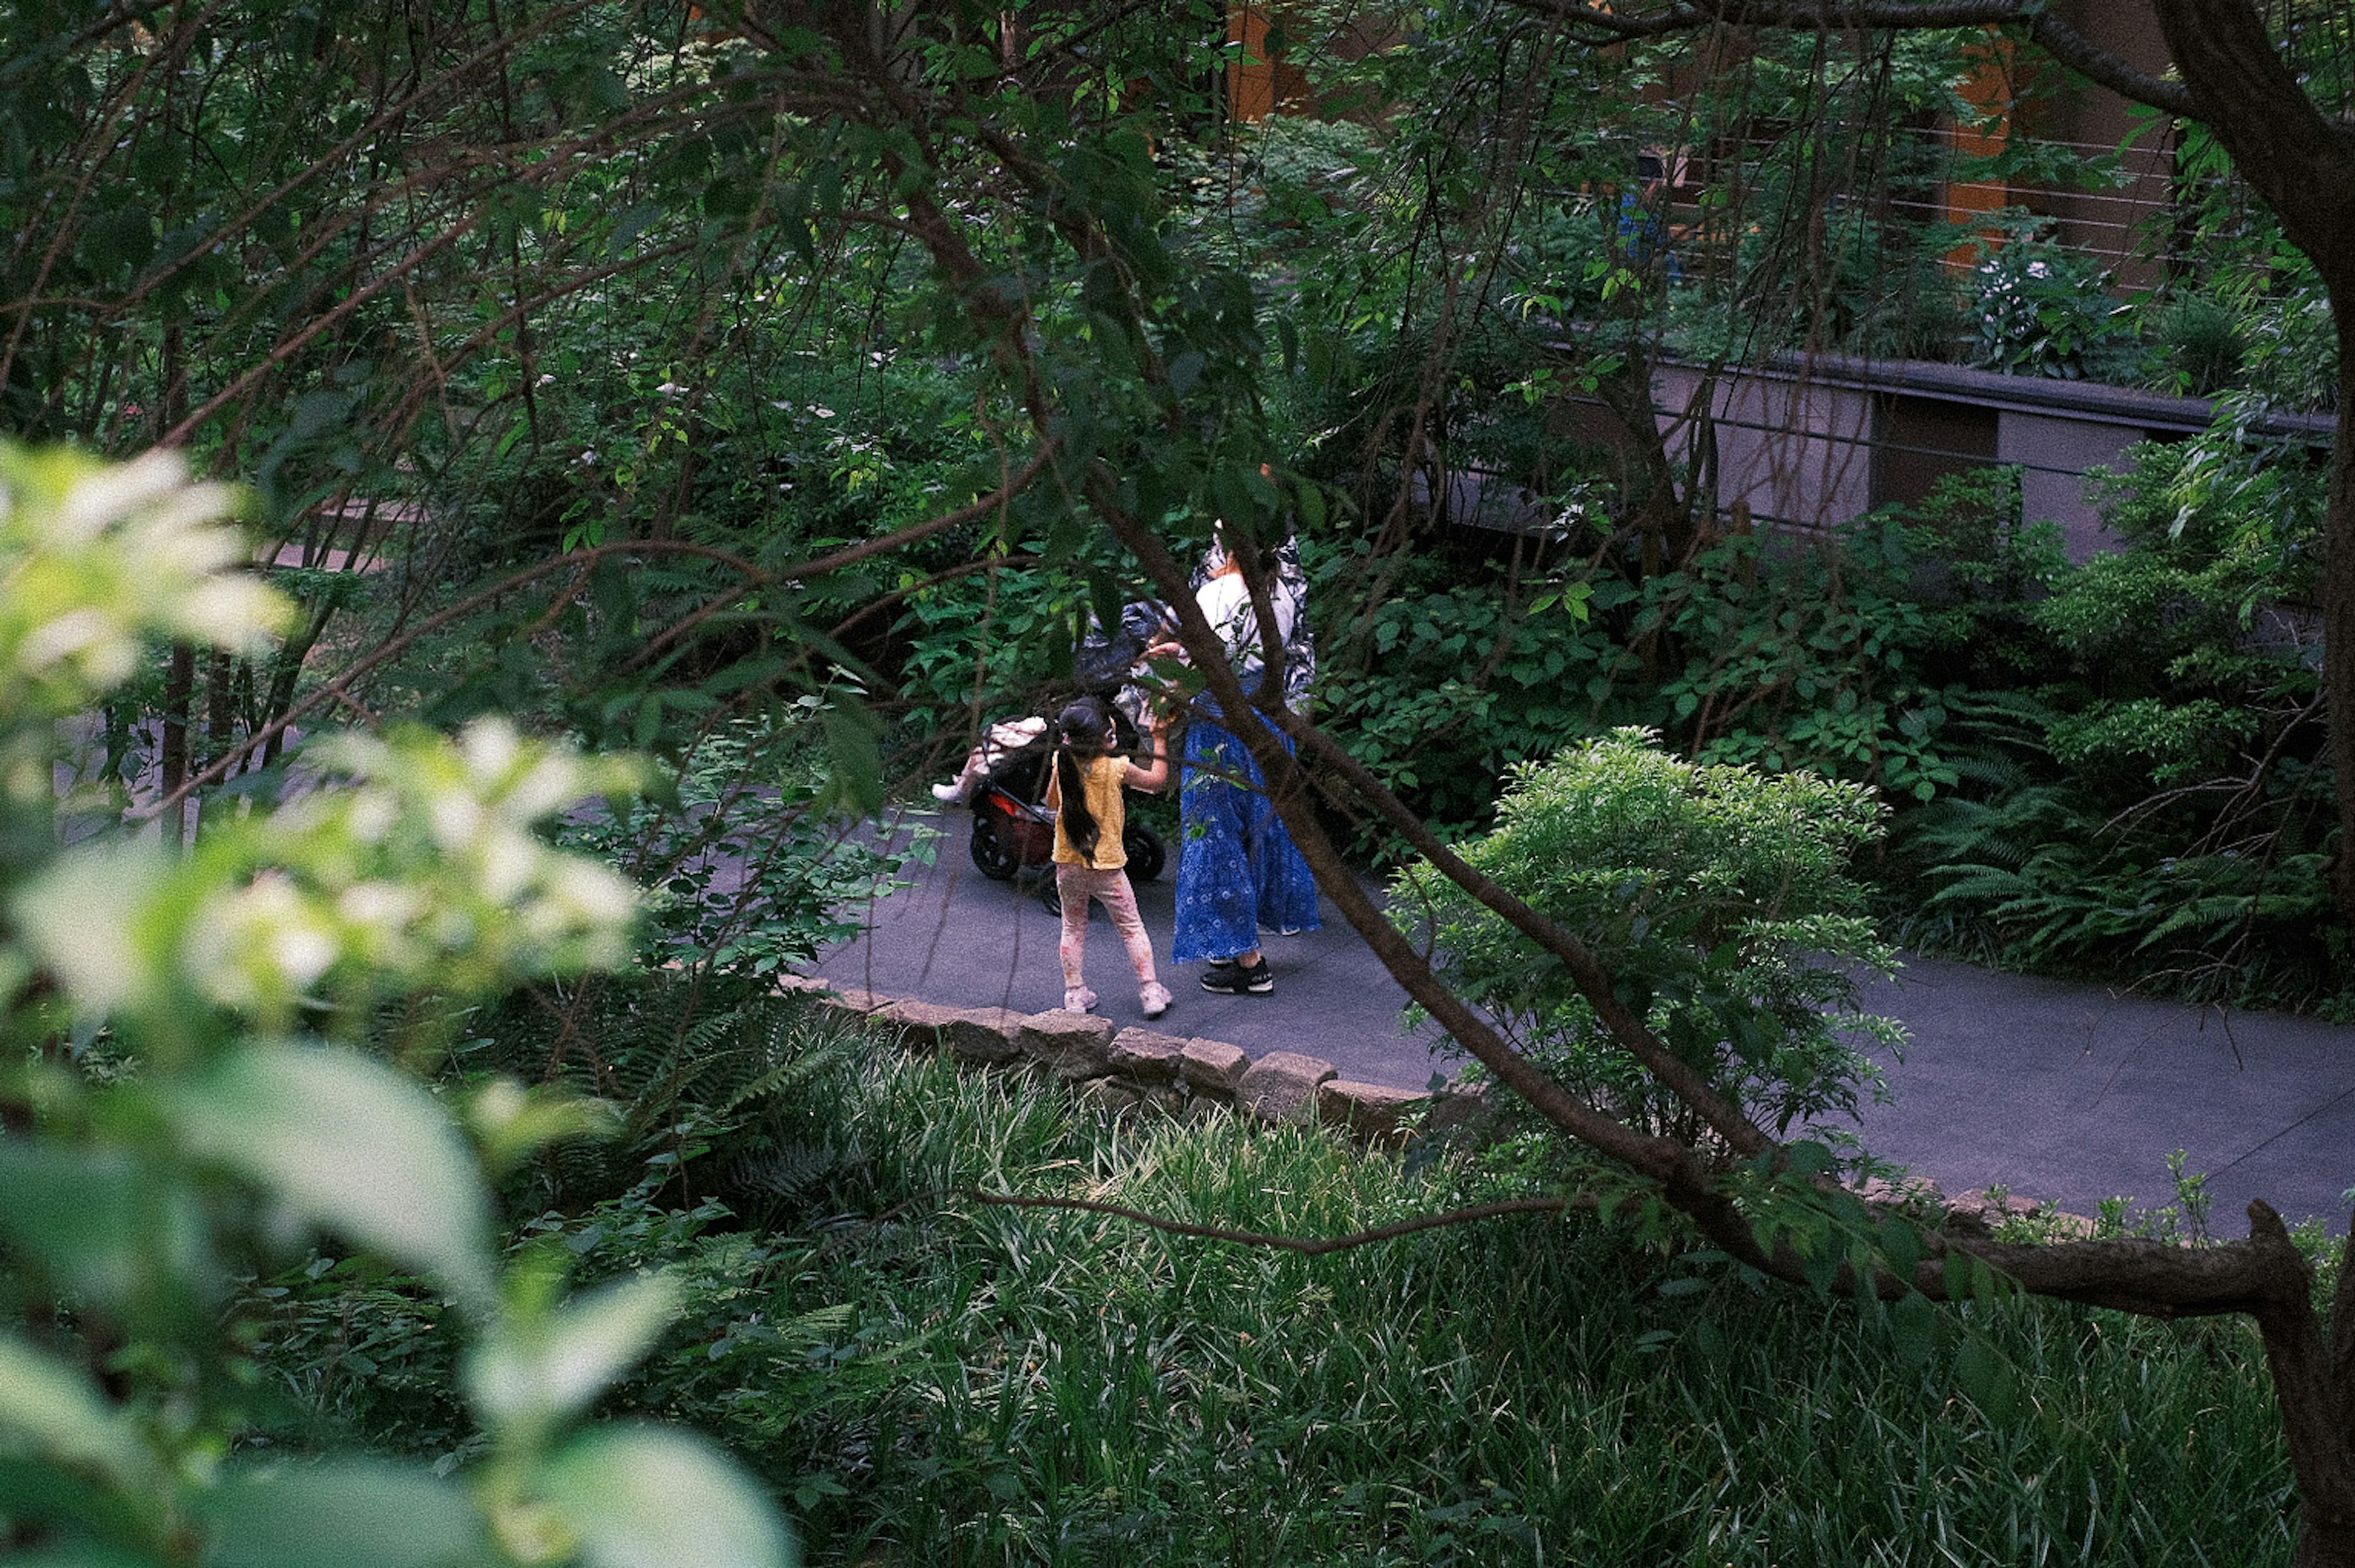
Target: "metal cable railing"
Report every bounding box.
[1626,123,2248,272]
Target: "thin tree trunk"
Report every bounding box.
[205,649,234,781]
[259,601,338,768]
[156,319,192,843]
[2265,1328,2355,1567]
[2324,303,2355,930]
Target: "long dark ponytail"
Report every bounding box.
[1053,698,1114,860]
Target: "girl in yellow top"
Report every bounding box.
[1043,697,1173,1018]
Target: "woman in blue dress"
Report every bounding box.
[1155,534,1322,996]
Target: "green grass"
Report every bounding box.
[591,1012,2296,1567]
[258,1000,2296,1565]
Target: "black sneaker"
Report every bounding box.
[1200,957,1274,995]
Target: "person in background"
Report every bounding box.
[930,714,1050,803]
[1043,696,1174,1019]
[1151,527,1321,996]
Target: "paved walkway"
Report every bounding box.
[823,807,2355,1229]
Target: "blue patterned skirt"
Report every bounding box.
[1171,713,1323,965]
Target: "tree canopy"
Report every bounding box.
[8,1,2355,1561]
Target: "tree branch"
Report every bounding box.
[1936,1201,2310,1318]
[133,451,1054,821]
[2151,0,2355,267]
[2024,11,2192,118]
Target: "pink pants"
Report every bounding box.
[1056,864,1160,990]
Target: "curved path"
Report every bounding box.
[823,807,2355,1228]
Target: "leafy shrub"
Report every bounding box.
[2153,294,2250,397]
[1730,206,1965,361]
[2238,281,2340,411]
[0,446,798,1567]
[1394,729,1901,1152]
[1890,418,2342,1008]
[1655,520,1968,802]
[317,1018,2291,1566]
[1313,537,1631,835]
[1314,483,2020,847]
[1963,224,2140,381]
[562,715,913,981]
[1905,774,2338,1003]
[894,562,1098,735]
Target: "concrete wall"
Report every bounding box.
[1613,355,2332,557]
[1999,409,2145,562]
[1655,363,1876,534]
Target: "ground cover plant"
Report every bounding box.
[242,992,2306,1567]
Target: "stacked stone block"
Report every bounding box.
[775,974,2088,1235]
[776,974,1427,1145]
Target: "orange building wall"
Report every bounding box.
[1945,31,2017,265]
[1228,4,1311,121]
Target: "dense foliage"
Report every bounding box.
[247,990,2305,1567]
[1899,409,2338,1008]
[5,0,2343,1015]
[7,1,2354,1561]
[0,448,797,1566]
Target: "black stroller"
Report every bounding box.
[963,603,1170,908]
[964,714,1167,894]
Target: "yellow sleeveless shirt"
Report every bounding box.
[1046,754,1128,870]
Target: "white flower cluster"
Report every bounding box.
[0,445,289,719]
[20,721,646,1027]
[0,445,649,1033]
[187,719,648,1018]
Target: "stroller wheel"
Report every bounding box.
[1122,822,1166,882]
[969,813,1020,880]
[1037,873,1062,917]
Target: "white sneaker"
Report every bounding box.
[1139,982,1173,1020]
[931,781,966,803]
[1064,986,1098,1014]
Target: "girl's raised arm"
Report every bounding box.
[1124,714,1171,794]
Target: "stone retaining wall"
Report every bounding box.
[781,974,2085,1236]
[778,974,1441,1147]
